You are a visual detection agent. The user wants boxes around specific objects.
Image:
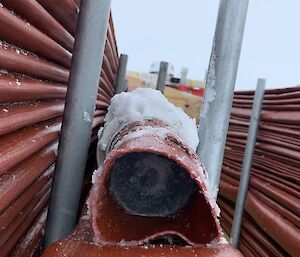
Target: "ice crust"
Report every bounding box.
[201,38,216,118]
[98,88,199,152]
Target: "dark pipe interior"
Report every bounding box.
[148,234,190,246]
[109,152,197,217]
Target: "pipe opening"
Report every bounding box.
[148,234,190,246]
[109,152,197,217]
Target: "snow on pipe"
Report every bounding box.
[92,88,225,246]
[41,89,242,257]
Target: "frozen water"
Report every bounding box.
[200,38,216,118]
[98,88,199,152]
[83,110,92,122]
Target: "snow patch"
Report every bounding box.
[45,123,61,133]
[16,79,21,87]
[98,88,199,152]
[83,110,92,122]
[92,167,102,184]
[87,167,103,217]
[0,69,8,74]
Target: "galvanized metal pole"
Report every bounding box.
[156,61,168,93]
[197,0,250,198]
[44,0,111,248]
[115,54,128,94]
[124,79,129,92]
[230,79,265,248]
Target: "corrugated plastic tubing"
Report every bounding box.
[0,1,119,256]
[219,86,300,257]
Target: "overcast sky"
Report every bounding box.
[111,1,299,90]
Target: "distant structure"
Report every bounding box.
[127,62,206,90]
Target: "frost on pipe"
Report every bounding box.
[91,89,222,246]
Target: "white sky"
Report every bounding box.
[111,0,300,90]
